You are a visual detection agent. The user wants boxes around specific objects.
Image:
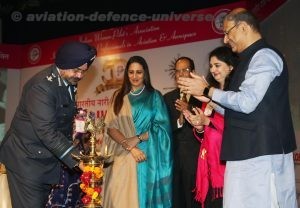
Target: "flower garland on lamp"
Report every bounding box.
[72,110,112,208]
[80,165,104,205]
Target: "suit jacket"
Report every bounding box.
[0,65,79,184]
[163,88,202,142]
[164,88,203,208]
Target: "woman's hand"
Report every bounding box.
[139,132,149,141]
[183,107,203,129]
[183,107,210,130]
[126,131,149,147]
[130,147,147,163]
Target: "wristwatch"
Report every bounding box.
[203,86,211,98]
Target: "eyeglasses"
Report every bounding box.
[175,68,191,74]
[223,23,239,36]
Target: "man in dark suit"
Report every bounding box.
[163,57,202,208]
[0,41,97,208]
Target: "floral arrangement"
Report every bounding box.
[80,165,104,205]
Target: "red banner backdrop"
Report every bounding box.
[0,0,286,69]
[0,44,23,68]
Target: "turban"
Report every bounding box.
[55,41,97,69]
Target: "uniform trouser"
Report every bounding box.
[223,153,297,208]
[6,168,52,208]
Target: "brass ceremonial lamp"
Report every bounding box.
[72,112,112,208]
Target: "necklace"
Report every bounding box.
[130,85,145,96]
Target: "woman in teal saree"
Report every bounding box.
[103,56,173,208]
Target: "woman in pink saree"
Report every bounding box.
[183,46,238,208]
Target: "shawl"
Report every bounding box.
[193,103,226,207]
[103,94,139,208]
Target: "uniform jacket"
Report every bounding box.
[0,65,79,184]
